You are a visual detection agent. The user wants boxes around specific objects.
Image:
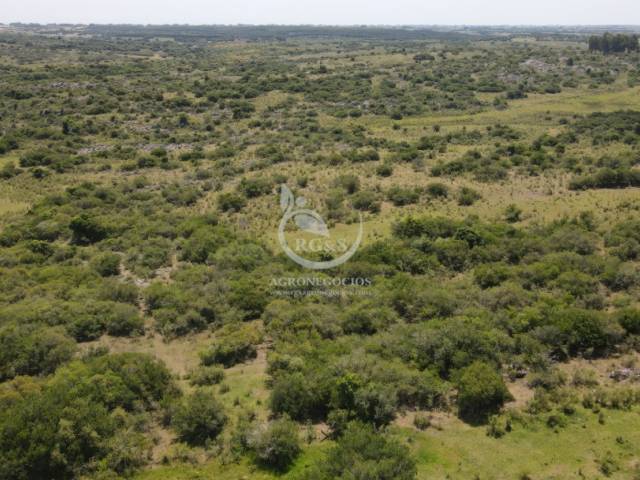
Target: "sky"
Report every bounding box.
[2,0,639,25]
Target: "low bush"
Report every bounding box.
[171,389,227,446]
[248,417,301,471]
[200,323,263,368]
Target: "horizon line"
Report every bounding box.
[3,22,640,27]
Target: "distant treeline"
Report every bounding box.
[82,24,482,41]
[588,33,639,54]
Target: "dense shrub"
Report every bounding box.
[554,308,623,357]
[333,174,360,194]
[387,186,420,206]
[269,372,329,421]
[200,323,263,367]
[457,186,482,206]
[189,365,225,386]
[376,162,393,177]
[615,308,640,335]
[0,136,18,154]
[103,303,144,336]
[0,325,76,381]
[218,192,247,212]
[181,226,230,263]
[162,185,202,206]
[569,168,640,190]
[238,177,273,198]
[171,389,227,446]
[69,214,108,244]
[351,190,381,213]
[456,361,513,422]
[302,422,417,480]
[92,252,121,276]
[248,417,301,471]
[425,182,449,198]
[0,353,174,479]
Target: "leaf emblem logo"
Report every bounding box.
[277,185,363,270]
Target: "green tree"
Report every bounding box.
[69,214,108,244]
[248,417,301,471]
[92,252,121,277]
[304,422,416,480]
[456,361,512,422]
[172,389,227,446]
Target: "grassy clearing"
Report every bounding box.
[134,443,332,480]
[134,406,640,480]
[216,341,271,421]
[0,197,30,217]
[324,83,640,142]
[406,407,640,479]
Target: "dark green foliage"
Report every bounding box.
[333,174,360,194]
[528,368,567,391]
[588,33,639,54]
[607,219,640,260]
[569,168,640,190]
[69,214,108,244]
[98,280,139,305]
[433,238,469,271]
[180,226,231,263]
[248,417,301,471]
[413,414,431,430]
[87,353,175,408]
[0,136,18,154]
[457,186,482,206]
[351,190,381,213]
[474,263,510,288]
[171,389,227,446]
[66,302,143,341]
[615,308,640,335]
[456,361,513,422]
[200,323,263,368]
[92,252,121,277]
[392,216,461,239]
[238,177,274,198]
[0,353,174,479]
[425,182,449,198]
[103,303,144,337]
[0,325,76,381]
[570,111,640,144]
[341,304,398,335]
[302,422,417,480]
[269,372,329,421]
[376,162,393,177]
[345,149,380,163]
[227,99,256,119]
[0,162,21,179]
[411,317,509,375]
[189,365,225,386]
[387,186,420,206]
[19,150,74,170]
[228,276,269,320]
[218,192,247,212]
[504,204,522,223]
[554,308,623,357]
[162,185,202,206]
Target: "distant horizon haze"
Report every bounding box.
[2,0,640,26]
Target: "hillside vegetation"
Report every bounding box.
[0,25,639,480]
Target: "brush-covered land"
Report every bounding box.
[1,24,640,480]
